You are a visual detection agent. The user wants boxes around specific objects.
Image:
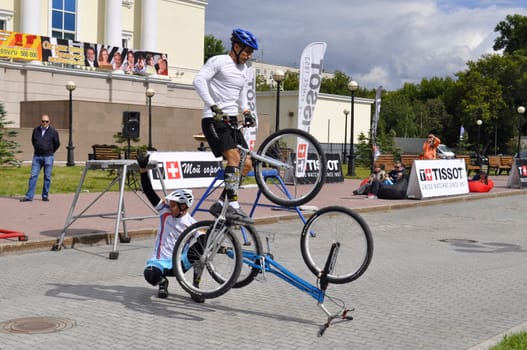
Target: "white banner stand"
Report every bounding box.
[149,152,223,190]
[406,159,469,199]
[507,158,527,188]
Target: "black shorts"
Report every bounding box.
[201,117,248,158]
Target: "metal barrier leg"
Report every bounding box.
[109,164,128,260]
[53,165,90,251]
[119,199,131,243]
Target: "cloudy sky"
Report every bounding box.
[205,0,527,90]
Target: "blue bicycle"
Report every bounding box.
[172,206,373,335]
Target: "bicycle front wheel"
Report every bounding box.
[172,220,243,300]
[300,206,373,284]
[254,128,326,207]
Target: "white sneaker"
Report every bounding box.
[367,194,378,199]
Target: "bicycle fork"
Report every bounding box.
[317,242,355,337]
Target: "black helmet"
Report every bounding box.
[231,28,259,50]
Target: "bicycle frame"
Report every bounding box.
[236,237,354,336]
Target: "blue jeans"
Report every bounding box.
[25,155,54,200]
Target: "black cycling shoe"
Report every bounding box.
[158,278,169,298]
[208,202,254,224]
[227,206,254,224]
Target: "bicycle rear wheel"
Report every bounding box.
[254,128,326,207]
[172,220,243,300]
[230,224,263,288]
[300,206,373,284]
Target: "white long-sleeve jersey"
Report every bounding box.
[193,54,249,118]
[145,203,196,271]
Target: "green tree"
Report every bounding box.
[0,103,21,167]
[320,71,352,95]
[281,71,299,91]
[204,34,226,63]
[493,14,527,55]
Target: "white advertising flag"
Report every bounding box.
[296,42,327,177]
[243,66,258,151]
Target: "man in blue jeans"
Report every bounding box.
[20,114,60,202]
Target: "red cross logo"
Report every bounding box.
[166,161,182,179]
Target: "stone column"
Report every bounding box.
[21,0,41,34]
[105,0,122,47]
[141,0,157,51]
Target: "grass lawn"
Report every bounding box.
[490,331,527,349]
[1,163,370,197]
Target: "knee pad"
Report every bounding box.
[144,266,162,286]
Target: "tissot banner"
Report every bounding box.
[407,159,469,199]
[372,85,382,160]
[243,66,258,151]
[296,42,327,177]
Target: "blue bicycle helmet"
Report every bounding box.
[231,28,259,50]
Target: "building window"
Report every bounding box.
[122,31,133,48]
[51,0,76,40]
[0,10,14,31]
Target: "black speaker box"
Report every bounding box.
[122,111,140,138]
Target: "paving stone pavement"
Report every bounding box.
[0,193,526,349]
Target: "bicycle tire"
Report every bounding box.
[300,206,373,284]
[254,128,326,207]
[172,220,243,300]
[231,224,263,288]
[205,223,263,288]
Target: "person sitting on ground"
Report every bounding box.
[388,162,406,182]
[368,170,406,199]
[468,170,494,192]
[136,152,204,303]
[353,165,386,197]
[469,170,488,185]
[353,164,384,195]
[377,171,409,199]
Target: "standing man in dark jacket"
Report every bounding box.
[20,114,60,202]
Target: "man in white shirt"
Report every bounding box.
[192,28,258,224]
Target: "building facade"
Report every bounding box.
[0,0,371,164]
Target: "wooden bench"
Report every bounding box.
[498,155,513,175]
[92,144,121,160]
[456,155,480,176]
[399,154,421,170]
[487,155,500,175]
[124,149,138,160]
[374,154,395,171]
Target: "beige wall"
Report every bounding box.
[256,91,374,145]
[13,100,272,162]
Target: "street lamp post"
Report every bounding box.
[347,80,359,176]
[342,110,349,164]
[65,81,76,166]
[145,88,155,151]
[272,70,284,132]
[517,106,525,159]
[476,119,482,154]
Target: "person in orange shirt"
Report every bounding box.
[423,133,441,159]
